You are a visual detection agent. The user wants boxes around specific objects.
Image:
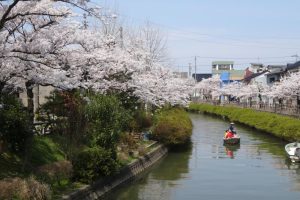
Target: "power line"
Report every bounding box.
[168,33,300,50]
[88,1,300,49]
[170,55,293,60]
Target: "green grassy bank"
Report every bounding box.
[189,103,300,141]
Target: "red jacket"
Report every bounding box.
[225,131,234,139]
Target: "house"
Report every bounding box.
[243,70,268,85]
[286,61,300,73]
[212,61,233,71]
[19,85,54,112]
[192,73,212,82]
[265,65,286,86]
[173,71,189,79]
[212,61,244,84]
[243,63,286,86]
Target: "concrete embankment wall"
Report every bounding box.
[62,145,168,200]
[189,103,300,142]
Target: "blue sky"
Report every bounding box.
[94,0,300,73]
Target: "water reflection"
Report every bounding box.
[105,144,193,200]
[224,144,240,159]
[151,143,192,181]
[106,113,300,200]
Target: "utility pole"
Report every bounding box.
[189,63,192,78]
[291,54,299,62]
[83,13,88,29]
[194,56,197,82]
[119,26,124,49]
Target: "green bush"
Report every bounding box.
[152,108,192,146]
[189,103,300,141]
[72,147,120,183]
[128,110,153,132]
[134,110,153,131]
[41,90,88,158]
[0,94,31,154]
[85,94,130,150]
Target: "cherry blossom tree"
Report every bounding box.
[0,0,195,112]
[264,71,300,107]
[194,75,221,100]
[265,71,300,98]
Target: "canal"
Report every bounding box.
[105,113,300,200]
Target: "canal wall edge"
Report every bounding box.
[62,144,168,200]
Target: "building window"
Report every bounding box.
[269,77,275,83]
[219,65,230,70]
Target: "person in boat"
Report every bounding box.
[224,130,234,139]
[228,122,236,134]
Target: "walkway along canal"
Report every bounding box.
[104,113,300,200]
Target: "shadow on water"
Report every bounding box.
[104,143,193,200]
[151,142,192,181]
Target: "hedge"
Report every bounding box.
[152,108,193,146]
[72,147,120,183]
[189,103,300,141]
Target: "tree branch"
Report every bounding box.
[0,0,20,30]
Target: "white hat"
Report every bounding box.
[230,122,234,125]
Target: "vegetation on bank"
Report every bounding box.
[0,91,193,199]
[189,103,300,141]
[152,108,193,146]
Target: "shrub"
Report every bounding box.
[152,108,192,146]
[41,90,87,158]
[130,111,153,132]
[72,147,120,183]
[0,94,31,154]
[85,94,130,150]
[189,103,300,141]
[138,146,147,156]
[37,160,72,185]
[0,176,51,200]
[119,133,138,149]
[134,111,153,131]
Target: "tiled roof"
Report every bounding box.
[287,61,300,71]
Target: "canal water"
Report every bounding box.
[105,114,300,200]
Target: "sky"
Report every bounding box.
[93,0,300,73]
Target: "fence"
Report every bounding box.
[192,97,300,118]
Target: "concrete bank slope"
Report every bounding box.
[62,144,168,200]
[189,103,300,142]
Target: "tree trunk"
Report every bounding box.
[0,81,5,99]
[22,81,35,171]
[297,95,300,113]
[26,81,34,124]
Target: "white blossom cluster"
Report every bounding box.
[194,72,300,101]
[0,0,194,107]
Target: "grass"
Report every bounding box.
[30,136,66,166]
[189,103,300,141]
[0,135,71,199]
[0,136,66,178]
[0,152,23,179]
[51,179,85,200]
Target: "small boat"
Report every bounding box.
[223,134,240,145]
[285,142,300,163]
